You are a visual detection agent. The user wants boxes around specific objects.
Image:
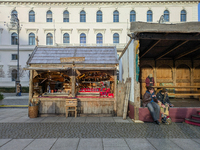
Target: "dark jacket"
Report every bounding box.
[156,90,171,104]
[142,91,158,107]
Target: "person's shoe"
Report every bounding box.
[155,120,160,125]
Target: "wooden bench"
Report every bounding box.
[65,99,78,118]
[152,86,200,101]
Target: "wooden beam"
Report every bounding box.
[137,33,200,41]
[140,40,161,58]
[175,45,200,60]
[156,40,189,60]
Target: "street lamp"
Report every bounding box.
[10,14,20,95]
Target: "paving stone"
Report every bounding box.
[147,138,182,150]
[171,139,200,150]
[77,138,103,150]
[0,139,33,150]
[51,138,79,150]
[125,138,156,150]
[100,117,115,122]
[41,117,60,122]
[26,117,45,122]
[56,117,73,122]
[71,117,86,123]
[12,116,31,122]
[86,117,100,123]
[113,117,130,123]
[104,146,130,150]
[103,138,127,147]
[24,138,57,150]
[0,117,20,122]
[192,139,200,144]
[0,139,11,147]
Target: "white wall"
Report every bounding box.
[0,0,199,87]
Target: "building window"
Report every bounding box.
[96,33,103,44]
[29,10,35,22]
[63,10,69,22]
[11,32,18,45]
[11,10,18,17]
[80,10,86,22]
[96,10,102,22]
[46,33,53,45]
[11,69,17,81]
[147,10,153,22]
[113,10,119,22]
[113,33,119,44]
[63,33,70,43]
[130,10,136,22]
[164,10,169,22]
[181,10,186,22]
[12,54,18,60]
[80,33,86,44]
[29,33,35,45]
[46,10,52,22]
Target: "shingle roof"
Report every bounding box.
[27,46,119,65]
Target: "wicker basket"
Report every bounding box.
[29,105,38,118]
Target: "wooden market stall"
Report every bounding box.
[25,46,118,116]
[119,22,200,122]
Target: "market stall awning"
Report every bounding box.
[128,22,200,60]
[23,67,70,71]
[27,46,119,65]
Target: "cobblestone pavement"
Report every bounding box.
[0,122,200,139]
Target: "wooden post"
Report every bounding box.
[114,70,117,116]
[29,70,33,103]
[71,69,76,97]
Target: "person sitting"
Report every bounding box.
[142,87,160,125]
[156,88,174,124]
[156,88,174,107]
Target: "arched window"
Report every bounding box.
[164,10,169,22]
[11,32,18,45]
[113,33,119,44]
[63,10,69,22]
[29,10,35,22]
[96,33,103,44]
[96,10,102,22]
[46,10,52,22]
[29,33,35,45]
[181,10,186,22]
[147,10,153,22]
[113,10,119,22]
[130,10,136,22]
[11,10,18,17]
[63,33,70,43]
[46,33,53,45]
[11,69,17,81]
[80,33,86,44]
[80,10,86,22]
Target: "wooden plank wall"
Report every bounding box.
[140,59,200,98]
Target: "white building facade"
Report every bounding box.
[0,0,199,87]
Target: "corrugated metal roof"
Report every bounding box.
[27,46,119,65]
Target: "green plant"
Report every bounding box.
[0,87,29,93]
[0,93,4,100]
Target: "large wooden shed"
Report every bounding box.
[119,22,200,122]
[25,46,118,116]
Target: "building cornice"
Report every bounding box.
[0,1,199,6]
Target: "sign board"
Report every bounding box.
[60,57,85,63]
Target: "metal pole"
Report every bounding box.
[15,17,20,95]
